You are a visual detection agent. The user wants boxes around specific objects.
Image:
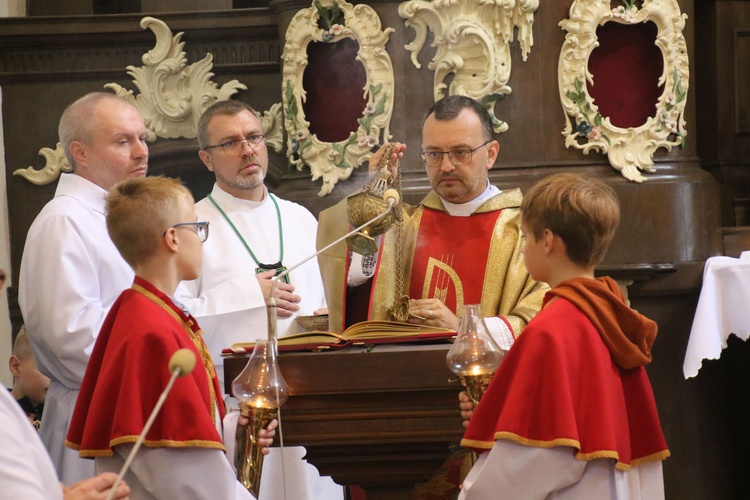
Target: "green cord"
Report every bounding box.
[207,192,284,267]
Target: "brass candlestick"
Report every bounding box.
[460,372,496,407]
[446,304,506,472]
[235,405,278,498]
[231,338,288,497]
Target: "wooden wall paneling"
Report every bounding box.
[734,28,750,135]
[698,2,750,225]
[140,0,232,12]
[633,293,736,500]
[27,0,98,16]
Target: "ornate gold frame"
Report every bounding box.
[281,0,395,196]
[558,0,689,182]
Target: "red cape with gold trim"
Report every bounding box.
[66,277,226,457]
[461,278,669,470]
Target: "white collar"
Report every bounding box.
[441,182,500,217]
[208,183,270,212]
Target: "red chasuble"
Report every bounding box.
[461,277,670,470]
[366,189,546,334]
[408,209,499,310]
[66,277,226,457]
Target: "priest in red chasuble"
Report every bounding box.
[318,95,547,350]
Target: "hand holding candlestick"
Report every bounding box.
[447,304,505,469]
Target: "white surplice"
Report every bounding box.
[459,440,665,500]
[18,173,134,485]
[0,384,63,499]
[179,184,327,386]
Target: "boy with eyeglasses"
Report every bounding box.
[67,176,275,499]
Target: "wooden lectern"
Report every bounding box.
[224,343,465,500]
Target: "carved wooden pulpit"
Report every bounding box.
[224,343,465,500]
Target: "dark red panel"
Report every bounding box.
[587,21,664,129]
[302,38,368,143]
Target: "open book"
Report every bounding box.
[221,320,456,355]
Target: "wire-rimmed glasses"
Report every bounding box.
[203,135,267,156]
[421,140,492,168]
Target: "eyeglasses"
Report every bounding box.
[420,140,492,168]
[203,135,267,156]
[163,221,210,243]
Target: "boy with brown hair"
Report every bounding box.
[8,325,50,430]
[458,173,670,499]
[66,176,272,499]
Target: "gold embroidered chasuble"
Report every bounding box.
[318,188,547,334]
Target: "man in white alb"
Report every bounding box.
[19,92,147,485]
[179,99,341,500]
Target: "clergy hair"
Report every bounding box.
[106,176,194,267]
[521,173,620,268]
[58,92,129,169]
[197,100,261,150]
[422,95,494,141]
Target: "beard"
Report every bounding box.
[215,166,265,192]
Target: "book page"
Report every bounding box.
[342,320,455,339]
[231,330,346,349]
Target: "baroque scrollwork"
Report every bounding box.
[282,0,395,197]
[105,16,247,141]
[15,16,256,185]
[12,143,72,186]
[260,103,285,155]
[398,0,539,133]
[559,0,689,182]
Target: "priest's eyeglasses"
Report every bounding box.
[421,140,492,168]
[163,221,210,243]
[203,135,267,156]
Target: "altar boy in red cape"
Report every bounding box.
[459,173,670,499]
[66,176,273,499]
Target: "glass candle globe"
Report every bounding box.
[231,338,289,409]
[231,338,288,497]
[446,304,506,404]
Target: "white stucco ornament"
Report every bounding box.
[106,16,247,141]
[12,143,72,186]
[558,0,689,182]
[398,0,539,133]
